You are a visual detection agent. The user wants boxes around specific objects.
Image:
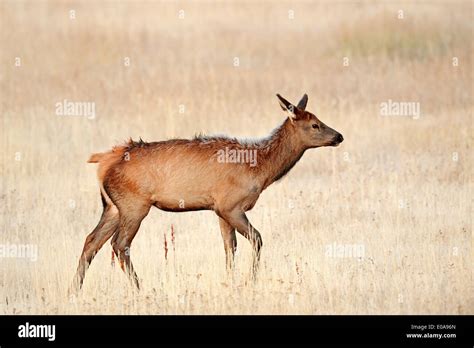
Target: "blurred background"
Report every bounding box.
[0,1,472,314]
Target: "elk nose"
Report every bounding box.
[336,133,344,143]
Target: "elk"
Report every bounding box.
[71,94,343,292]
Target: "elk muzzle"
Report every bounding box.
[331,133,344,146]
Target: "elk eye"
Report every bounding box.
[312,124,320,130]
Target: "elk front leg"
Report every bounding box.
[220,209,262,279]
[218,217,237,271]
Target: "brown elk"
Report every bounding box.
[71,94,343,292]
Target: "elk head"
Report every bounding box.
[276,93,344,148]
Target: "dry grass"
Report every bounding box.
[0,0,472,314]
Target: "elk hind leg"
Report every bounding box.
[111,202,151,289]
[71,203,119,292]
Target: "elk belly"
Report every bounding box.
[152,195,213,212]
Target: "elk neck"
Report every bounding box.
[257,118,307,189]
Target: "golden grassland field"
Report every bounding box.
[0,1,472,314]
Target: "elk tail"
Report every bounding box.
[88,153,106,163]
[87,145,128,206]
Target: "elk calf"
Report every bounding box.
[71,94,343,291]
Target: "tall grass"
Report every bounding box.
[0,1,472,314]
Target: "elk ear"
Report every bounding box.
[296,94,308,111]
[276,94,297,116]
